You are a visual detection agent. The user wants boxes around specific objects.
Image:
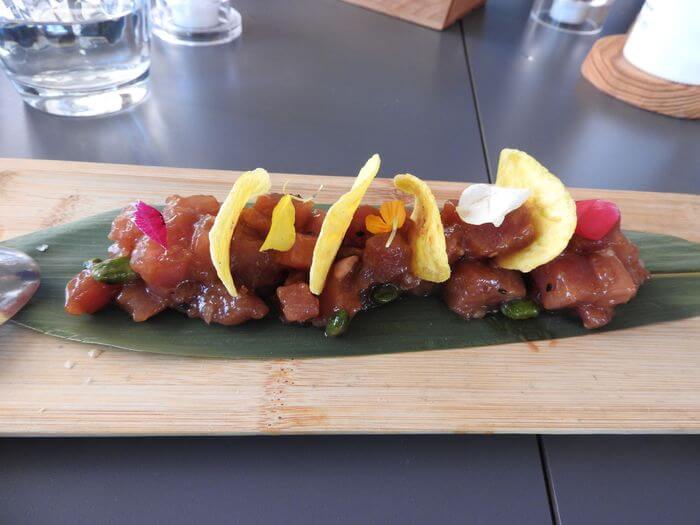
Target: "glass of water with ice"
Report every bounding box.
[0,0,150,117]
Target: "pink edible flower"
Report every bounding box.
[575,199,621,241]
[133,201,168,249]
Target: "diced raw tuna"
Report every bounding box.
[65,269,120,315]
[277,282,320,322]
[192,283,269,325]
[444,260,526,319]
[116,281,167,322]
[441,200,536,260]
[274,233,317,270]
[531,226,650,328]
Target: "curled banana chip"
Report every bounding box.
[309,154,381,295]
[394,173,450,283]
[495,149,576,273]
[260,194,296,252]
[209,168,271,297]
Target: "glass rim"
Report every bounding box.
[0,1,147,25]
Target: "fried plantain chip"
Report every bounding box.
[495,149,576,273]
[394,173,451,283]
[309,154,381,295]
[209,168,271,297]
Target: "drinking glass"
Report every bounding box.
[530,0,616,35]
[152,0,241,47]
[0,0,151,117]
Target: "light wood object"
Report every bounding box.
[341,0,485,30]
[581,34,700,120]
[1,158,699,436]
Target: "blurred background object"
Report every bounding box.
[530,0,616,34]
[152,0,242,46]
[0,247,40,325]
[623,0,700,86]
[581,0,700,119]
[341,0,486,30]
[0,0,150,117]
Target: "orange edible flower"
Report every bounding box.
[365,200,407,247]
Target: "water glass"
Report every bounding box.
[0,0,151,117]
[530,0,616,35]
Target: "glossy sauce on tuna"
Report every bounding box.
[65,193,648,331]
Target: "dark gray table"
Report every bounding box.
[1,0,699,523]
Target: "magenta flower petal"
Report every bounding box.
[134,201,168,249]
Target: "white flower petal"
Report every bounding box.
[456,184,531,227]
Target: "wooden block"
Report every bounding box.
[341,0,485,30]
[581,34,700,120]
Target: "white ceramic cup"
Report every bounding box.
[623,0,700,86]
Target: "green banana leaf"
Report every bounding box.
[2,211,700,359]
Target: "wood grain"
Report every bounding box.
[1,158,699,436]
[581,35,700,120]
[341,0,484,30]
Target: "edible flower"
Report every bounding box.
[133,201,168,250]
[365,200,407,247]
[575,199,621,241]
[260,194,296,252]
[456,184,530,227]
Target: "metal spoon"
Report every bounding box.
[0,247,41,325]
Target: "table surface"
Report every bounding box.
[0,0,698,524]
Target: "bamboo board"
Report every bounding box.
[1,158,699,436]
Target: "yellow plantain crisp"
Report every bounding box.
[394,173,450,283]
[209,168,271,297]
[309,154,381,295]
[495,149,576,273]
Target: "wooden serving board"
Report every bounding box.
[1,158,699,436]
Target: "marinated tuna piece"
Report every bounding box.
[116,281,167,322]
[332,255,360,281]
[274,233,317,270]
[65,269,120,315]
[229,230,286,290]
[441,201,536,260]
[191,283,269,325]
[164,194,220,218]
[277,282,320,322]
[284,271,308,285]
[163,195,220,247]
[316,256,364,325]
[407,280,440,297]
[567,226,649,286]
[108,203,141,256]
[344,205,379,247]
[304,208,326,236]
[239,206,271,236]
[130,238,191,295]
[253,193,314,230]
[444,260,526,319]
[189,215,217,283]
[252,193,282,215]
[531,227,649,328]
[358,232,419,290]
